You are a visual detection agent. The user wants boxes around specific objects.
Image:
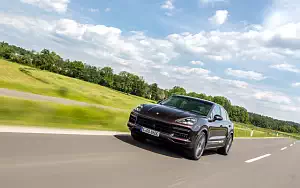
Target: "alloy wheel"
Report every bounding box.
[226,136,233,153]
[196,136,206,158]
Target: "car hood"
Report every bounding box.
[138,104,199,122]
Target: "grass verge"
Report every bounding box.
[0,96,130,132]
[235,122,300,139]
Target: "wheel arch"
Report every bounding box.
[198,125,209,145]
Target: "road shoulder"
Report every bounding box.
[0,125,287,139]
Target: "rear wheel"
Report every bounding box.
[218,134,233,155]
[131,131,146,142]
[186,132,207,160]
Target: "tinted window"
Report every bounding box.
[221,107,227,121]
[212,105,221,117]
[161,96,213,116]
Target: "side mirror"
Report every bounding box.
[213,115,223,121]
[157,100,162,104]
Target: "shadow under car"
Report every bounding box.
[114,134,218,159]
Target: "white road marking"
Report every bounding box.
[290,144,293,147]
[168,180,185,188]
[0,126,129,136]
[245,154,271,163]
[280,147,287,151]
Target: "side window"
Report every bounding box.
[221,107,227,121]
[212,105,221,117]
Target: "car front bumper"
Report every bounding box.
[128,121,195,149]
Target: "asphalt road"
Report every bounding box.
[0,133,299,188]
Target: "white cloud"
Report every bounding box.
[264,0,300,29]
[105,8,111,12]
[167,26,300,62]
[254,91,291,104]
[160,71,170,77]
[55,19,90,39]
[262,0,300,51]
[224,79,248,89]
[89,8,99,13]
[162,65,248,89]
[279,105,298,112]
[205,76,220,81]
[292,82,300,87]
[172,66,210,75]
[161,0,175,16]
[21,0,69,13]
[159,66,211,81]
[154,63,249,90]
[270,63,300,73]
[226,68,266,81]
[0,13,54,32]
[0,13,178,70]
[209,10,229,25]
[161,0,175,10]
[190,60,204,65]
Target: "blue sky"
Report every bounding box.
[1,0,300,122]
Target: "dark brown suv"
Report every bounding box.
[127,95,234,160]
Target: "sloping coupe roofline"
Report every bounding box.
[171,94,216,105]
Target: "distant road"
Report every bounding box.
[0,88,127,111]
[0,132,299,188]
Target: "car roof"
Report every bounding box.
[171,95,216,105]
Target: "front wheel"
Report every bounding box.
[185,132,207,160]
[218,134,233,155]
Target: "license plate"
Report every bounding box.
[141,127,160,137]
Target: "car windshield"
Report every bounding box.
[161,96,213,116]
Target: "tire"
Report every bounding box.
[218,134,233,155]
[185,132,207,160]
[131,131,146,142]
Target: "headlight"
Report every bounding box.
[134,104,144,112]
[175,117,197,126]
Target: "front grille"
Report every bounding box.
[137,116,172,133]
[136,116,191,139]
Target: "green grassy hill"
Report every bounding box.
[0,59,153,110]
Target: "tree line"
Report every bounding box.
[1,41,299,134]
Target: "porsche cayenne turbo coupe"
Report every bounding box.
[127,95,234,160]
